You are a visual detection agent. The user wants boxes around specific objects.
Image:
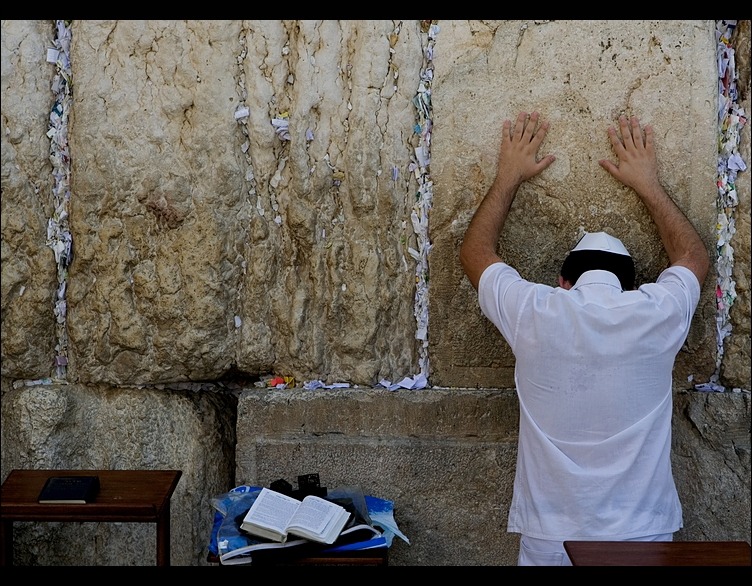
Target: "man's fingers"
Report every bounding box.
[643,123,654,150]
[536,153,556,172]
[531,120,550,147]
[510,111,550,148]
[607,126,626,155]
[502,118,513,140]
[513,111,528,139]
[598,159,619,177]
[524,112,543,142]
[618,115,634,147]
[630,116,645,147]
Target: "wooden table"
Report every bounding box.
[253,549,388,566]
[563,540,752,566]
[208,548,388,566]
[1,469,182,566]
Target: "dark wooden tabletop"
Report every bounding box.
[1,469,182,522]
[564,540,752,566]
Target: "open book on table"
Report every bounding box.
[240,487,351,544]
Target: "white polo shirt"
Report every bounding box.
[478,263,701,540]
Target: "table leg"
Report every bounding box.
[1,519,12,566]
[156,501,171,566]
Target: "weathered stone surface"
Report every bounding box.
[1,20,58,379]
[234,21,424,385]
[1,20,747,390]
[65,21,248,385]
[58,20,427,387]
[0,380,236,566]
[0,20,749,566]
[429,20,719,388]
[673,390,751,542]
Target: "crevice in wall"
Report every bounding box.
[695,20,748,393]
[409,20,439,382]
[46,19,73,381]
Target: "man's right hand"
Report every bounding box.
[598,115,662,195]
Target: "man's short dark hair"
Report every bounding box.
[560,250,636,290]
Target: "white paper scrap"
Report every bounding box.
[271,118,291,140]
[234,106,250,120]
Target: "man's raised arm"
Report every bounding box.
[460,111,555,290]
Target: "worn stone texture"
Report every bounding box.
[233,21,424,385]
[673,390,751,542]
[1,20,747,389]
[234,388,521,566]
[66,20,248,385]
[1,20,750,566]
[1,20,58,379]
[429,20,719,388]
[0,379,236,566]
[61,20,424,387]
[235,387,750,566]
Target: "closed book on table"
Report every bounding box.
[38,475,100,504]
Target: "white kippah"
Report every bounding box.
[571,231,631,257]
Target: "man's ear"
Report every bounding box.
[558,275,573,290]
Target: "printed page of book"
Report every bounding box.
[245,488,300,533]
[287,496,351,543]
[288,495,342,534]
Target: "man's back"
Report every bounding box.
[478,262,701,539]
[510,268,696,437]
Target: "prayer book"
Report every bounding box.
[240,487,351,544]
[38,475,100,504]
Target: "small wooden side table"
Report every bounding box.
[563,540,752,566]
[1,469,182,566]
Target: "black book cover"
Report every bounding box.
[38,475,100,504]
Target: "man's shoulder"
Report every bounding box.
[641,265,702,308]
[479,262,557,300]
[480,261,518,282]
[653,265,701,290]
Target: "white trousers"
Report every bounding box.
[517,532,674,566]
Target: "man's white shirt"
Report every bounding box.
[478,264,701,540]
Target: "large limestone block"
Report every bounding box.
[235,387,522,566]
[63,20,429,387]
[0,380,236,566]
[429,20,719,388]
[66,21,248,385]
[235,20,426,385]
[1,20,58,379]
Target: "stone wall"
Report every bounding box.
[0,381,235,566]
[1,19,749,566]
[430,20,720,387]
